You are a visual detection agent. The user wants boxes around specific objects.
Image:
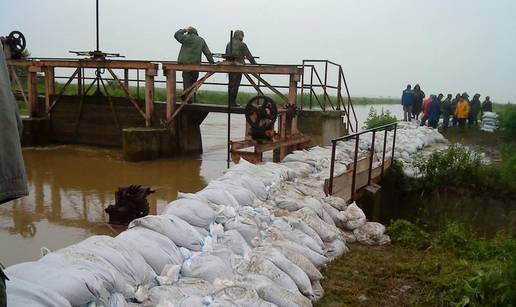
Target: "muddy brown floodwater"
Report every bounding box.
[0,105,402,267]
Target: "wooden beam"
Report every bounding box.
[250,73,289,104]
[106,68,146,120]
[162,62,302,75]
[27,66,41,117]
[37,60,157,70]
[44,67,55,113]
[145,69,156,127]
[165,69,177,122]
[288,73,298,106]
[243,73,264,96]
[48,68,80,113]
[10,67,29,109]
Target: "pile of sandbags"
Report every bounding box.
[480,112,499,132]
[5,122,447,307]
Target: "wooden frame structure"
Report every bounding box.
[7,59,158,127]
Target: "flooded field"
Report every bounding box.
[0,105,401,267]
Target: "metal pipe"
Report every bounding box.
[391,123,398,166]
[324,61,328,110]
[367,130,376,185]
[309,66,314,109]
[328,141,337,195]
[381,129,388,177]
[351,134,360,202]
[300,60,305,110]
[96,0,99,51]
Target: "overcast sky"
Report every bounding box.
[1,0,515,102]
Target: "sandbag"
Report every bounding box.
[258,247,314,298]
[294,207,341,242]
[129,215,204,251]
[237,254,299,293]
[272,240,328,268]
[274,247,323,282]
[340,203,367,230]
[212,285,276,307]
[207,180,256,206]
[353,222,391,246]
[116,226,183,274]
[162,198,218,229]
[197,188,240,208]
[324,238,349,260]
[219,229,252,257]
[6,277,72,307]
[224,216,260,246]
[181,253,234,283]
[243,274,312,307]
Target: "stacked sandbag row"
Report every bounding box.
[480,112,499,132]
[4,122,444,307]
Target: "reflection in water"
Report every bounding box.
[0,107,400,266]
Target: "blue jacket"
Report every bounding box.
[401,89,414,106]
[428,97,441,121]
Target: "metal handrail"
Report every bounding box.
[328,122,398,202]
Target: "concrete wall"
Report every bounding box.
[297,110,347,146]
[39,95,207,155]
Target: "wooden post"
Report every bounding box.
[44,67,55,114]
[77,68,83,95]
[27,65,41,117]
[165,69,176,123]
[124,68,129,89]
[288,73,298,106]
[145,68,156,127]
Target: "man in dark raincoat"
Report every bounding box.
[174,27,215,102]
[451,93,461,126]
[412,84,424,120]
[441,94,453,130]
[226,30,257,106]
[469,93,481,126]
[401,84,414,121]
[481,96,493,114]
[428,94,441,129]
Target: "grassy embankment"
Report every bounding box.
[316,105,516,306]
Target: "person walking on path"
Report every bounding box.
[174,26,215,103]
[226,30,257,107]
[401,84,414,121]
[469,93,481,126]
[455,93,470,129]
[481,96,493,115]
[428,95,441,129]
[412,84,425,120]
[441,94,453,130]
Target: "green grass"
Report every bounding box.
[317,221,515,307]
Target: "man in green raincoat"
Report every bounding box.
[226,30,257,106]
[174,27,215,101]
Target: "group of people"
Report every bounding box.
[401,84,493,129]
[174,27,257,106]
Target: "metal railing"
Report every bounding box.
[301,60,358,132]
[328,122,398,201]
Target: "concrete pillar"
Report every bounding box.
[297,110,347,146]
[122,128,163,161]
[21,117,50,147]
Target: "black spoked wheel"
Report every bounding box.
[245,96,278,141]
[7,31,26,58]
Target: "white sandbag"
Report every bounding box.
[68,236,157,299]
[156,264,182,286]
[181,253,234,283]
[353,222,391,246]
[6,277,72,307]
[281,161,317,176]
[311,280,324,302]
[324,196,348,211]
[148,285,189,306]
[212,284,276,307]
[224,216,260,246]
[341,203,367,230]
[207,180,256,206]
[197,187,240,208]
[274,247,323,282]
[322,201,344,228]
[237,206,273,230]
[129,215,204,251]
[284,216,324,247]
[242,274,312,307]
[258,247,314,298]
[341,230,357,243]
[162,198,218,229]
[324,238,349,260]
[269,219,324,255]
[175,277,215,297]
[6,260,112,306]
[219,229,252,257]
[294,207,341,242]
[272,240,328,268]
[238,254,299,293]
[116,226,183,274]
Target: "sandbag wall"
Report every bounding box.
[5,121,447,307]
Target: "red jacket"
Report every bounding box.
[423,97,432,117]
